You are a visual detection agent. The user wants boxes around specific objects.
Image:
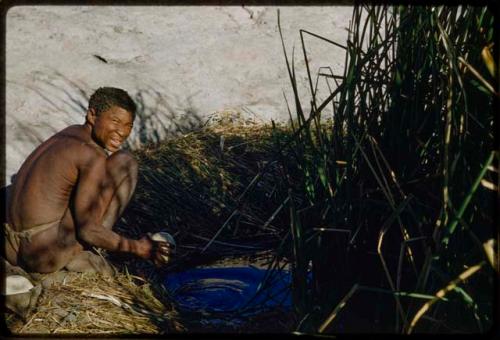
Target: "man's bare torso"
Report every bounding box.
[8,124,105,232]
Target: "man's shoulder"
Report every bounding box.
[53,126,107,163]
[55,125,104,153]
[73,142,107,163]
[75,141,107,156]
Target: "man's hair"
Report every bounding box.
[88,87,137,120]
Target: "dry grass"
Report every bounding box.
[5,270,185,335]
[115,111,297,268]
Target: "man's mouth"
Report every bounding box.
[109,138,122,149]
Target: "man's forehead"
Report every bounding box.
[106,106,134,121]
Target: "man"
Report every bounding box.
[3,87,173,276]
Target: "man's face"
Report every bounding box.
[89,105,134,153]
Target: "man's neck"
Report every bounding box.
[83,122,111,156]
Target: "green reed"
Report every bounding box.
[277,4,496,333]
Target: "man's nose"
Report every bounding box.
[116,126,127,137]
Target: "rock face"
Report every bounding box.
[5,5,353,182]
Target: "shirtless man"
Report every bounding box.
[3,87,172,275]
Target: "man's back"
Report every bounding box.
[7,124,105,232]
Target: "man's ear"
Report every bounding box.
[86,108,97,125]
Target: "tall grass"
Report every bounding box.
[276,4,496,333]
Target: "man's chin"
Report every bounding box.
[106,145,121,153]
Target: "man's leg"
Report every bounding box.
[64,150,138,274]
[65,250,115,276]
[101,150,138,229]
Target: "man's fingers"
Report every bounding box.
[161,247,176,255]
[150,240,176,266]
[157,246,172,256]
[153,248,171,264]
[155,241,174,249]
[152,255,168,267]
[157,254,170,265]
[155,241,176,255]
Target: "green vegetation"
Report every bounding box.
[114,5,496,334]
[275,5,496,333]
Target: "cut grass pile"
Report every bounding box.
[6,270,184,335]
[114,111,299,270]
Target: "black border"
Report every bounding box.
[0,0,498,339]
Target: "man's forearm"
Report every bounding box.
[78,225,145,257]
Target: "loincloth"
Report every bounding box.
[3,221,59,254]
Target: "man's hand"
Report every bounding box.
[133,236,154,259]
[150,238,176,267]
[134,235,176,267]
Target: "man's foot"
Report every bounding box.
[29,271,70,289]
[64,250,116,276]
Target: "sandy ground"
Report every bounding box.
[5,5,353,183]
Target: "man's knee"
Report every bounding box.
[106,150,138,179]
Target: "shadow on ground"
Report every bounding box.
[8,72,206,157]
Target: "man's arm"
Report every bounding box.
[72,147,152,259]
